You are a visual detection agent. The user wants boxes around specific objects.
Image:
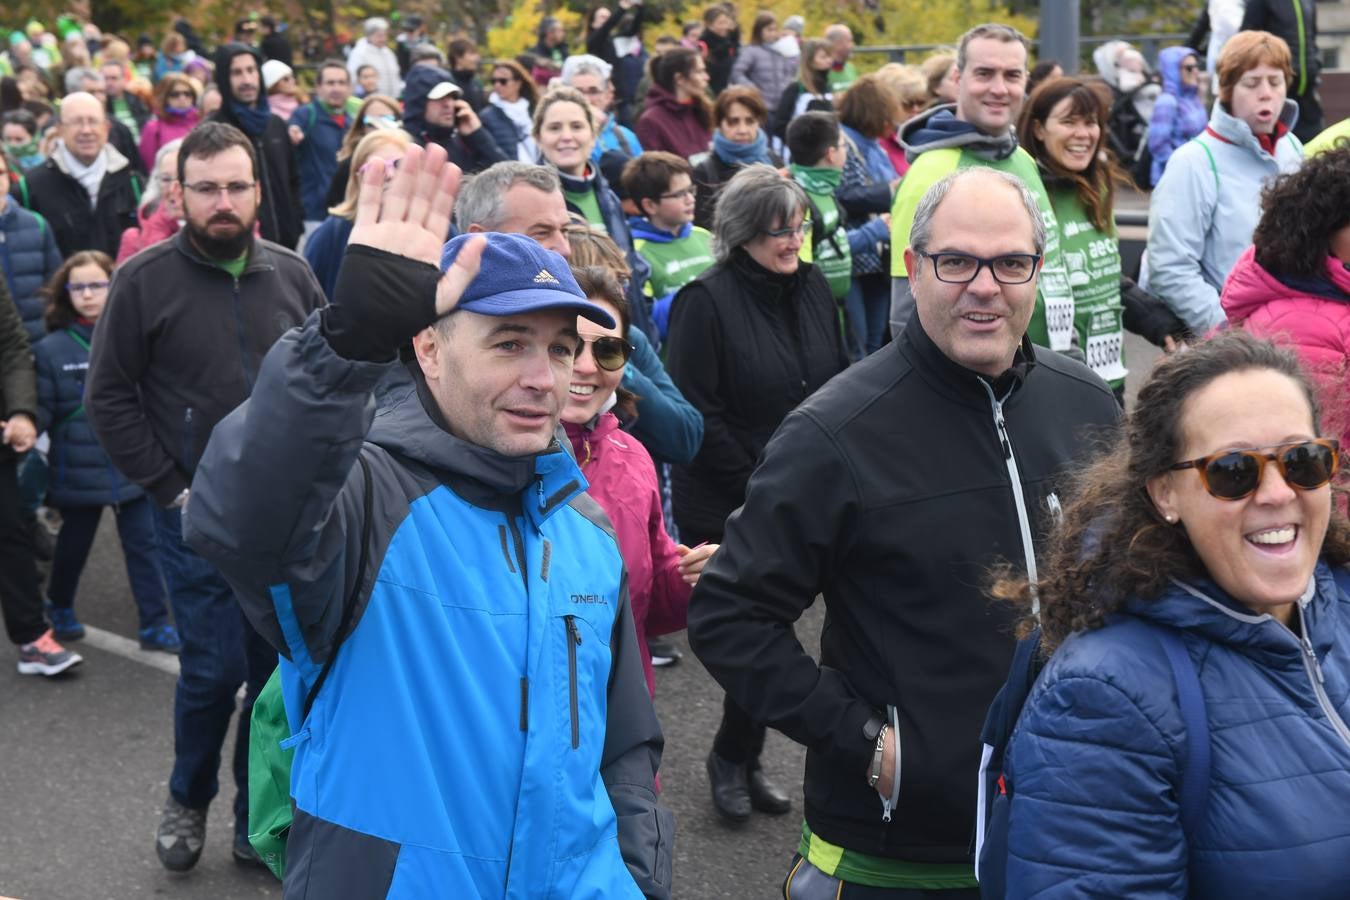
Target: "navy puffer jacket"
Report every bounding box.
[1,200,63,343]
[1006,563,1350,898]
[35,322,142,507]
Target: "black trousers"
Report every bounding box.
[0,456,48,645]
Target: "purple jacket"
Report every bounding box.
[1146,46,1208,185]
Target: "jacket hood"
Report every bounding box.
[1123,562,1341,669]
[214,43,267,109]
[1158,45,1199,96]
[1221,245,1350,320]
[1209,98,1300,154]
[401,63,453,138]
[642,81,688,115]
[899,106,1018,162]
[1092,40,1128,88]
[627,217,690,243]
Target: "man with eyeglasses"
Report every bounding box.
[888,24,1073,359]
[13,91,142,258]
[688,168,1119,898]
[85,122,324,874]
[66,67,146,178]
[286,59,353,226]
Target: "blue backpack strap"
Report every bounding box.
[1154,627,1210,839]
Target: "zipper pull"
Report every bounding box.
[1303,635,1326,685]
[566,615,582,646]
[994,403,1012,459]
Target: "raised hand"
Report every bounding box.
[348,142,462,269]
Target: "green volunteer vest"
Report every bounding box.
[1048,187,1126,389]
[564,188,607,234]
[635,226,715,299]
[826,61,858,94]
[792,164,852,300]
[889,146,1074,352]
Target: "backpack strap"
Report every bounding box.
[1153,626,1210,838]
[301,451,374,720]
[1194,137,1220,194]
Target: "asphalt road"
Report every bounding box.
[0,334,1160,900]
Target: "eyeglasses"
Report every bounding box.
[1170,439,1341,501]
[67,281,110,295]
[167,90,195,99]
[156,174,177,185]
[61,117,104,130]
[183,181,256,199]
[577,335,632,371]
[762,221,810,239]
[491,76,516,85]
[659,186,697,200]
[576,86,607,96]
[915,250,1041,285]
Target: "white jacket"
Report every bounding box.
[346,39,402,98]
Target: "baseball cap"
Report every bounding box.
[261,59,293,90]
[427,81,463,101]
[440,233,616,328]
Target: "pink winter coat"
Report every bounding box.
[564,413,689,699]
[1221,245,1350,447]
[116,203,181,264]
[138,107,201,172]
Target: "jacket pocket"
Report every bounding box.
[565,614,581,750]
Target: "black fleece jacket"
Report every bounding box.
[687,314,1120,864]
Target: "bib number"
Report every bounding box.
[1085,330,1127,383]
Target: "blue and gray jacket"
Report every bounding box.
[185,294,673,897]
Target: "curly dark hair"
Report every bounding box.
[1251,145,1350,279]
[991,331,1350,653]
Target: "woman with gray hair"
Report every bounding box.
[116,138,183,264]
[664,163,848,823]
[346,17,402,98]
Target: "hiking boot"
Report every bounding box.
[156,798,206,872]
[706,750,751,823]
[45,603,86,641]
[232,834,268,869]
[17,629,83,676]
[139,625,182,654]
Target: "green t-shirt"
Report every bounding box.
[797,821,977,890]
[564,188,608,235]
[111,95,139,141]
[635,225,715,300]
[215,252,249,280]
[890,145,1074,352]
[826,61,858,94]
[792,164,852,300]
[1050,187,1126,389]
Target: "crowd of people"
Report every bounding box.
[2,6,1349,899]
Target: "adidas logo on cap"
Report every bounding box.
[534,269,560,284]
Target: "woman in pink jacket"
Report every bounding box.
[561,264,717,698]
[1222,146,1350,447]
[137,73,200,173]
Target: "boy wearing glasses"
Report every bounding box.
[622,151,714,339]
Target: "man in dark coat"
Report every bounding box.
[402,64,508,175]
[208,43,305,249]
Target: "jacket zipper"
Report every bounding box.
[979,381,1040,616]
[231,278,255,393]
[564,615,581,750]
[1280,611,1350,749]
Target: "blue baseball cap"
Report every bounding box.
[439,232,616,328]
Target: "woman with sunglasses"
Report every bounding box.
[324,93,401,209]
[1144,46,1207,188]
[137,72,198,174]
[665,164,847,823]
[995,331,1350,897]
[33,251,180,653]
[562,264,715,702]
[304,128,411,301]
[480,59,538,164]
[1222,146,1350,453]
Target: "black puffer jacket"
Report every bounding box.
[209,43,305,249]
[691,148,783,231]
[665,250,847,540]
[17,146,142,257]
[687,315,1121,865]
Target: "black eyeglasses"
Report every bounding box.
[491,76,515,85]
[577,335,632,371]
[659,186,696,200]
[1170,439,1341,501]
[915,250,1041,285]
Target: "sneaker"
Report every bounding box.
[17,629,83,676]
[156,798,206,872]
[139,625,182,654]
[45,602,86,641]
[232,834,268,869]
[648,637,683,668]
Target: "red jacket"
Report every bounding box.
[565,413,689,698]
[116,202,181,265]
[1221,245,1350,447]
[635,83,712,159]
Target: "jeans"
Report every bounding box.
[0,456,47,645]
[48,496,171,630]
[153,506,277,839]
[844,273,893,361]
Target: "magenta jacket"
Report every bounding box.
[635,82,712,159]
[116,203,180,265]
[138,107,201,172]
[565,413,689,698]
[1222,245,1350,446]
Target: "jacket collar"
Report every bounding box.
[1123,562,1341,669]
[897,311,1034,410]
[371,363,589,529]
[1207,99,1299,158]
[48,142,130,178]
[171,227,271,275]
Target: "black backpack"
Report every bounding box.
[973,623,1209,897]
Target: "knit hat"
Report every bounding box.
[261,59,293,90]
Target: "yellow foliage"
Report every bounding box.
[486,0,582,61]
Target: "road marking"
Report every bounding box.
[82,625,181,677]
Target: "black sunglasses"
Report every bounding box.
[578,335,632,371]
[492,76,516,85]
[1170,439,1341,501]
